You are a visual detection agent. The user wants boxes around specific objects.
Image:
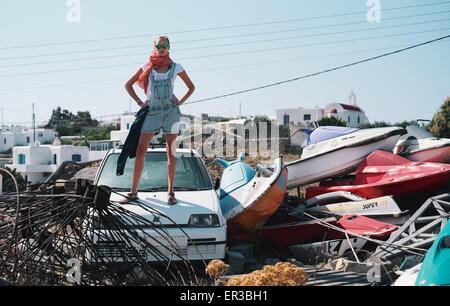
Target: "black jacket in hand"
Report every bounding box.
[116,106,149,176]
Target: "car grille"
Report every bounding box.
[188,244,217,255]
[90,241,189,261]
[89,237,220,261]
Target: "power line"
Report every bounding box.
[1,0,449,50]
[3,39,450,93]
[1,27,449,79]
[1,10,450,63]
[175,9,450,44]
[0,78,125,92]
[175,17,450,52]
[180,27,450,60]
[3,34,449,124]
[193,39,450,72]
[184,34,450,105]
[2,12,450,68]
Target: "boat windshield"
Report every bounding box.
[400,125,434,140]
[97,152,212,191]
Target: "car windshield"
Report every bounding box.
[97,152,212,191]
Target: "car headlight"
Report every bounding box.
[188,214,220,227]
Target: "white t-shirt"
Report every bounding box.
[141,62,184,99]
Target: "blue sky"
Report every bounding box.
[0,0,449,126]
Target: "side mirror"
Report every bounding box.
[214,177,221,190]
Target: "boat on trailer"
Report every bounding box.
[286,127,406,189]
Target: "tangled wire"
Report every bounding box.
[0,177,204,286]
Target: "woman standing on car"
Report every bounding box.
[121,35,195,205]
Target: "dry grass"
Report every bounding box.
[224,262,308,286]
[205,259,230,278]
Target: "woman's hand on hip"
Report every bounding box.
[171,96,182,106]
[138,100,150,108]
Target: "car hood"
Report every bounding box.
[109,190,221,226]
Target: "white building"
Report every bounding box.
[5,142,89,185]
[110,114,136,145]
[88,140,121,161]
[276,91,369,128]
[0,126,58,153]
[90,112,192,161]
[215,119,248,133]
[323,102,369,128]
[276,107,324,127]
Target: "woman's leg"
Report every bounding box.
[166,133,177,194]
[130,132,155,193]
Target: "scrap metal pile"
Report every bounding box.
[0,177,203,286]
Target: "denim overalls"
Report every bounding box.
[141,62,181,134]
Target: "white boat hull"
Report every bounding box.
[392,263,421,286]
[305,195,409,225]
[286,128,404,189]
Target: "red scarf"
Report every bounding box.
[136,51,173,95]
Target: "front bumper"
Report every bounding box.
[85,226,227,263]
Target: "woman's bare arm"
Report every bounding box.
[125,68,146,107]
[174,70,195,105]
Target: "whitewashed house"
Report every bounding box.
[88,140,121,161]
[109,112,191,144]
[5,141,89,185]
[0,126,57,153]
[276,91,369,128]
[215,119,248,134]
[323,103,369,128]
[89,112,192,161]
[110,114,136,145]
[276,107,324,127]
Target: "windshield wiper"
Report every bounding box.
[138,187,167,192]
[174,187,210,191]
[110,187,131,192]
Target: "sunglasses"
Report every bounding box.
[155,43,170,50]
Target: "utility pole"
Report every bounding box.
[32,103,36,143]
[1,108,3,130]
[239,102,242,119]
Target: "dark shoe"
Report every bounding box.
[168,192,177,205]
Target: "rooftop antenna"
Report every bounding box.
[32,103,36,143]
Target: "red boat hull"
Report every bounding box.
[306,150,450,200]
[260,214,398,247]
[405,146,450,164]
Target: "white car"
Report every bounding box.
[90,147,227,262]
